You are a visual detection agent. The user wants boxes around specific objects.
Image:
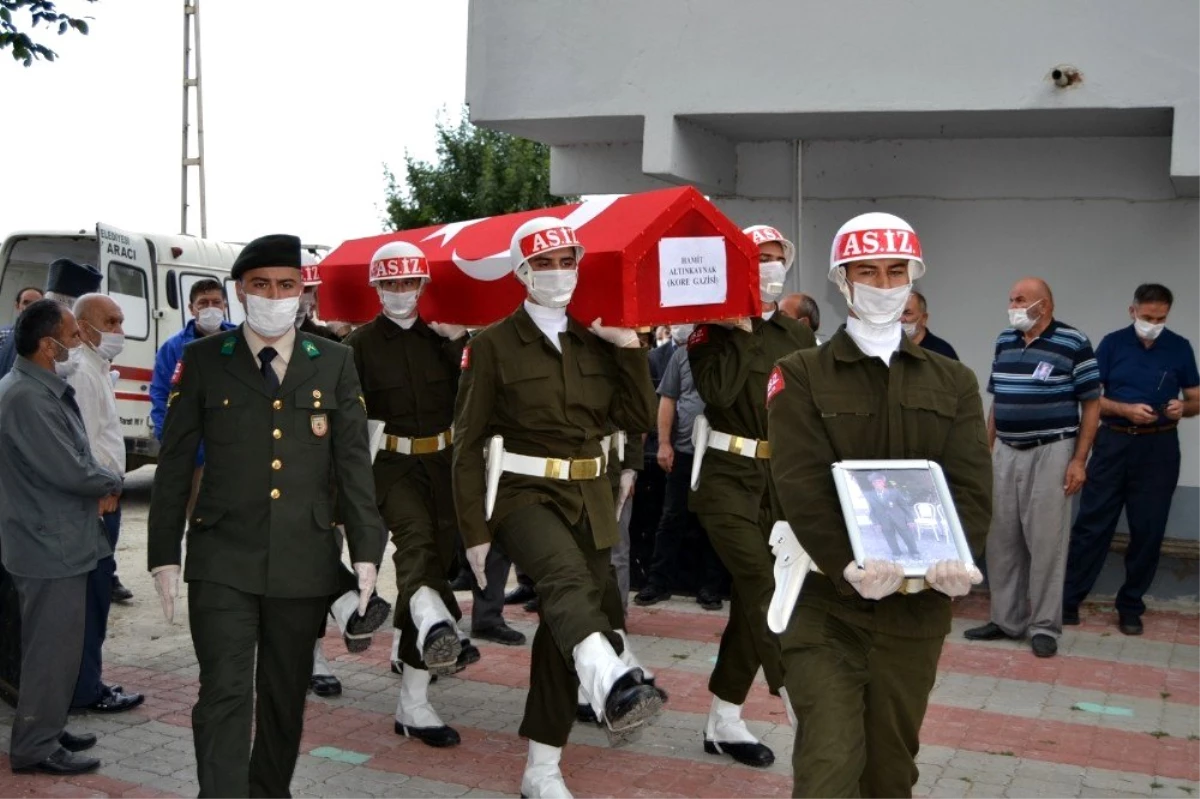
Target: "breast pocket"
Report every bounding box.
[576,354,615,410]
[294,393,340,445]
[203,392,250,444]
[900,387,957,452]
[812,391,879,458]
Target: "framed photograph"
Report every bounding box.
[830,459,976,578]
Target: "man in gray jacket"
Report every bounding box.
[0,299,123,775]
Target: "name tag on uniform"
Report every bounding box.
[311,413,329,437]
[1032,361,1054,382]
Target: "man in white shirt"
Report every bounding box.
[64,294,144,713]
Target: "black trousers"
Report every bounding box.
[188,580,327,798]
[1064,427,1181,618]
[647,452,725,594]
[72,508,119,707]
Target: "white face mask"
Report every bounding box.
[670,324,693,345]
[1134,318,1165,341]
[518,267,577,309]
[1008,299,1042,332]
[84,321,125,361]
[848,281,912,327]
[902,322,920,339]
[759,261,787,303]
[52,339,81,377]
[195,307,226,334]
[244,294,300,338]
[378,288,420,320]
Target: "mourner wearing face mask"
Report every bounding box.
[1063,283,1199,636]
[768,212,991,797]
[453,217,661,798]
[0,258,102,711]
[343,240,490,748]
[965,277,1100,658]
[900,291,958,360]
[148,234,384,797]
[65,294,144,715]
[0,299,123,776]
[685,225,815,769]
[148,278,236,543]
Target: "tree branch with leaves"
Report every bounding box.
[1,0,95,66]
[383,107,573,231]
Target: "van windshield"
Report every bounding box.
[0,235,96,326]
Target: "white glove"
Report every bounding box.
[427,322,467,341]
[716,317,752,333]
[842,559,905,601]
[466,543,490,590]
[615,469,636,520]
[924,559,983,598]
[153,565,181,623]
[589,318,640,348]
[353,562,377,615]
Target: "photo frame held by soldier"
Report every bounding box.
[831,460,976,578]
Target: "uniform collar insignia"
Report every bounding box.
[302,339,321,358]
[220,336,237,356]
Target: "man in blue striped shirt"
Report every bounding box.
[965,278,1100,658]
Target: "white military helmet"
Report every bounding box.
[300,249,322,287]
[743,224,795,269]
[509,217,585,273]
[828,212,925,284]
[368,241,431,284]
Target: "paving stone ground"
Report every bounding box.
[0,468,1196,798]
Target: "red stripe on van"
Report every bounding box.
[114,365,154,383]
[115,392,151,403]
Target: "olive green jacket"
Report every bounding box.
[148,326,385,598]
[687,313,816,521]
[767,327,993,638]
[452,306,656,549]
[344,314,463,519]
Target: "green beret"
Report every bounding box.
[231,234,303,280]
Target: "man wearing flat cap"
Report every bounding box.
[148,233,385,797]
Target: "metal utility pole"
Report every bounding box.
[180,0,208,237]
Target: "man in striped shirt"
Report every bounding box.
[965,277,1100,658]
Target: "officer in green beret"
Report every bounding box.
[148,233,385,798]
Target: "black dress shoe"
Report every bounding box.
[603,670,663,733]
[12,747,100,775]
[310,674,342,697]
[696,589,722,611]
[84,687,145,713]
[110,576,133,603]
[504,584,537,605]
[633,586,671,607]
[1031,634,1058,658]
[1062,606,1080,626]
[394,720,461,747]
[59,731,97,752]
[448,571,473,592]
[1118,614,1144,636]
[523,596,540,613]
[704,738,775,767]
[422,622,462,672]
[456,639,482,671]
[963,622,1017,641]
[344,594,393,653]
[576,702,599,725]
[473,622,527,646]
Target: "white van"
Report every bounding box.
[0,223,250,470]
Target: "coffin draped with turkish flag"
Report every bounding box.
[318,186,760,328]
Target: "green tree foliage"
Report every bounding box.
[1,0,95,66]
[384,108,573,231]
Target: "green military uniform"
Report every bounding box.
[687,313,815,704]
[768,328,992,798]
[343,314,464,670]
[453,306,656,746]
[148,326,383,798]
[601,430,643,624]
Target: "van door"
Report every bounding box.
[97,223,158,465]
